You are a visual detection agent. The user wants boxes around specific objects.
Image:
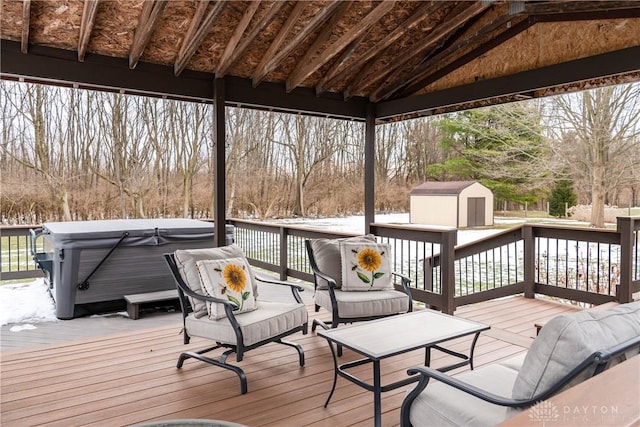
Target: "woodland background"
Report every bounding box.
[1,81,639,228]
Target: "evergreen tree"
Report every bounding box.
[549,178,577,217]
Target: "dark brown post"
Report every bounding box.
[523,225,535,298]
[617,216,633,303]
[441,229,456,314]
[364,104,375,235]
[279,226,288,281]
[213,78,227,247]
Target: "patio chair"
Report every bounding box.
[163,245,308,394]
[305,236,413,334]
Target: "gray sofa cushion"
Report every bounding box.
[309,235,376,289]
[512,301,640,400]
[409,362,523,427]
[174,245,259,318]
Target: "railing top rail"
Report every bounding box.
[529,224,621,244]
[370,223,457,244]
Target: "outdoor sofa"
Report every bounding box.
[400,300,640,426]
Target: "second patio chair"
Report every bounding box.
[305,235,413,333]
[164,245,308,394]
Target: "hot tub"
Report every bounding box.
[32,219,232,319]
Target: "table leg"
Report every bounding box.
[469,331,481,370]
[373,360,381,427]
[324,341,339,408]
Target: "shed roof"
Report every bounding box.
[1,1,639,122]
[410,181,481,196]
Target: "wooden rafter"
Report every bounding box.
[174,0,226,76]
[251,1,307,87]
[176,1,208,63]
[346,1,491,100]
[379,13,533,101]
[252,1,343,88]
[215,1,261,79]
[78,0,100,62]
[316,30,371,96]
[316,1,435,95]
[21,0,30,53]
[129,0,168,69]
[216,1,286,79]
[286,0,396,93]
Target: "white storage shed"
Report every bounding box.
[410,181,494,228]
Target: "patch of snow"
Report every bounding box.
[9,324,38,332]
[0,278,58,326]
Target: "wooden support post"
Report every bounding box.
[213,78,227,247]
[364,104,375,235]
[617,216,633,303]
[523,225,535,298]
[440,229,457,315]
[279,226,288,281]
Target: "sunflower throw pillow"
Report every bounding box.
[196,257,258,320]
[339,242,393,291]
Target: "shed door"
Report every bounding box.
[467,197,485,227]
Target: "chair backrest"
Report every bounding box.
[512,301,640,401]
[163,253,195,318]
[305,235,377,289]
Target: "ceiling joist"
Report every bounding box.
[347,1,492,100]
[78,0,100,62]
[216,1,286,78]
[316,1,435,96]
[20,0,30,54]
[286,0,396,93]
[129,0,168,69]
[252,1,343,88]
[174,0,226,76]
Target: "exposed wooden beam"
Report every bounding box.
[218,0,262,77]
[283,1,352,92]
[251,1,307,87]
[176,1,209,63]
[174,0,226,76]
[316,1,435,95]
[252,1,343,88]
[21,0,30,54]
[78,0,100,62]
[216,1,287,78]
[286,0,396,93]
[346,1,491,99]
[129,0,168,69]
[380,14,532,101]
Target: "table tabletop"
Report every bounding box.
[317,309,489,360]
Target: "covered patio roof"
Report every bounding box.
[2,0,640,244]
[1,0,639,122]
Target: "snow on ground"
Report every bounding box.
[0,278,58,327]
[0,213,560,327]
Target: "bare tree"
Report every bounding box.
[549,84,640,227]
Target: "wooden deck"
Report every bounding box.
[1,296,580,427]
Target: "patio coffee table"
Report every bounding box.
[317,310,490,427]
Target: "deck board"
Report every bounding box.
[1,296,579,427]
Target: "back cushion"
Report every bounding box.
[512,301,640,400]
[309,235,377,289]
[173,245,259,318]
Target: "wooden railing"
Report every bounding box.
[2,217,638,314]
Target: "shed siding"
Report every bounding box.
[410,195,458,227]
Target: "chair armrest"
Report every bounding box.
[312,268,339,290]
[392,272,413,311]
[255,274,305,304]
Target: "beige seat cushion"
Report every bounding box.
[174,245,259,318]
[184,300,307,347]
[315,288,409,318]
